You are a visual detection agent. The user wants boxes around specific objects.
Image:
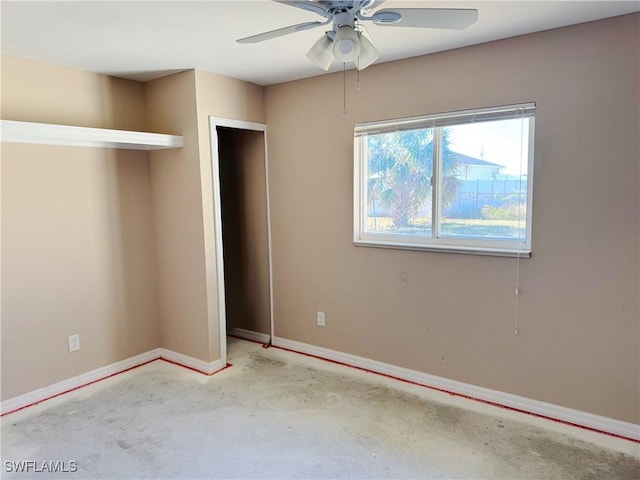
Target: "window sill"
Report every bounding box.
[353,239,531,258]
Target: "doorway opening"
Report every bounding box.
[210,118,273,365]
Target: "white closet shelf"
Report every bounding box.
[1,120,183,150]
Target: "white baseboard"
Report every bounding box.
[0,348,162,416]
[4,336,637,442]
[1,348,227,416]
[158,348,226,375]
[272,336,640,442]
[229,327,271,344]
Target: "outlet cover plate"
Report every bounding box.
[68,334,80,352]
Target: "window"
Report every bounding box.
[354,103,535,256]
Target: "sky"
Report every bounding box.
[447,118,530,176]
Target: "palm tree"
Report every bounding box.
[367,127,459,228]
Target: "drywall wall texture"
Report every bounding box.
[144,71,212,362]
[218,128,270,336]
[1,56,146,131]
[1,57,159,399]
[145,70,265,363]
[264,14,640,423]
[193,70,265,362]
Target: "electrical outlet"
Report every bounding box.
[68,334,80,352]
[317,311,326,327]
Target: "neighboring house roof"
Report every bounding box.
[449,151,502,168]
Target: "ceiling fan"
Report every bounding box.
[237,1,478,71]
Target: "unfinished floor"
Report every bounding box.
[2,338,639,479]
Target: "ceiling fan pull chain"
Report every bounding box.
[342,62,347,115]
[356,57,361,90]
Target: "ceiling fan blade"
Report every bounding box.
[237,21,323,44]
[373,8,478,30]
[361,0,386,14]
[273,1,330,18]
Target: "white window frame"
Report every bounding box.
[353,103,536,257]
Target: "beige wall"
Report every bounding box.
[2,14,637,427]
[1,57,159,399]
[1,56,146,131]
[194,70,265,361]
[145,71,212,361]
[2,60,266,399]
[264,14,640,423]
[218,128,270,336]
[145,70,264,363]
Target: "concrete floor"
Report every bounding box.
[2,338,639,479]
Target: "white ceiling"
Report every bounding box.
[1,1,638,86]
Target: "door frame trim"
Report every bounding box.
[208,117,273,366]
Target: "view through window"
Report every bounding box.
[354,104,535,255]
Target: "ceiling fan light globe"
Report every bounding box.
[357,33,380,70]
[332,25,361,62]
[338,39,356,55]
[306,34,334,71]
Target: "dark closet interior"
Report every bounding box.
[217,127,270,338]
